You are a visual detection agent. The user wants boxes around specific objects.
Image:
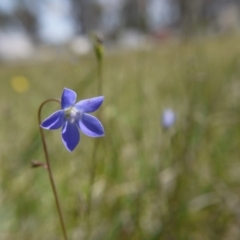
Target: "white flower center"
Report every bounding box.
[64,107,81,123]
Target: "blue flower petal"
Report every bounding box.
[75,96,104,113]
[62,122,80,151]
[61,88,77,109]
[41,110,64,130]
[79,113,104,137]
[161,109,175,129]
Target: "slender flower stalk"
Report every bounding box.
[38,98,68,240]
[93,33,104,102]
[86,33,105,239]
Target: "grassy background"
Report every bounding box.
[1,34,240,239]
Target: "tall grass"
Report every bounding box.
[1,34,240,239]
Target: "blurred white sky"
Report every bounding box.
[0,0,16,14]
[147,0,179,30]
[36,0,76,44]
[0,0,173,44]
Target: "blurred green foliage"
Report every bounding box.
[1,34,240,240]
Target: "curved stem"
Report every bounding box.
[38,98,68,240]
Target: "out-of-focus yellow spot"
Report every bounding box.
[11,76,30,93]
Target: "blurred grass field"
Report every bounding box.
[1,34,240,240]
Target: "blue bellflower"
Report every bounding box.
[41,88,104,151]
[161,108,176,129]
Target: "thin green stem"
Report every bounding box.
[38,98,68,240]
[86,44,104,239]
[97,59,103,98]
[86,139,100,238]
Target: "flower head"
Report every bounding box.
[41,88,104,151]
[161,108,176,129]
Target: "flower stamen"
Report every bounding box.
[64,107,80,123]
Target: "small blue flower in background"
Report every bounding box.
[161,108,176,129]
[41,88,104,151]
